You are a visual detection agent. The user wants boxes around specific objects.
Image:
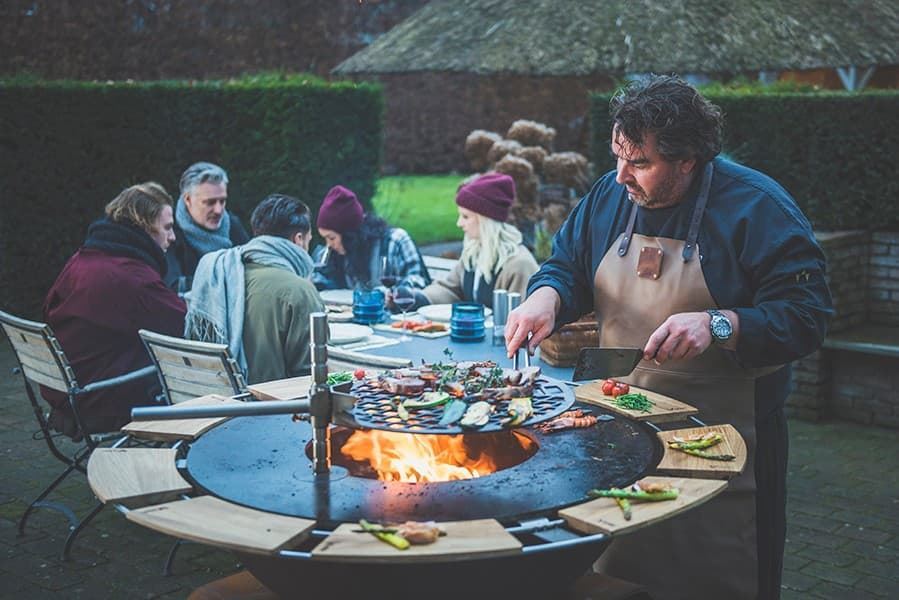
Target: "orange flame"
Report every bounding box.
[341,430,500,483]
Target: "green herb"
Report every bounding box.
[613,392,654,413]
[326,371,353,386]
[442,347,454,361]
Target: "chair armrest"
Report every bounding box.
[79,365,157,394]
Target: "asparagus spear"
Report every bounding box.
[615,496,632,520]
[667,432,723,450]
[587,488,679,501]
[358,519,410,550]
[678,447,736,461]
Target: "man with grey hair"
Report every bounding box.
[165,161,250,292]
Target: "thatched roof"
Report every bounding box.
[334,0,898,76]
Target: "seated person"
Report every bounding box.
[312,185,431,291]
[164,161,250,293]
[42,182,186,435]
[186,194,324,384]
[415,173,538,308]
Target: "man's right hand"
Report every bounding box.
[504,286,560,357]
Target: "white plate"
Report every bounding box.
[328,323,373,345]
[320,289,355,306]
[417,304,492,322]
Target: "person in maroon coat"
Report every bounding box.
[42,182,187,435]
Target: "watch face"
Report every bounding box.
[711,314,732,340]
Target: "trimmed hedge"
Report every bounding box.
[590,90,899,231]
[0,75,382,317]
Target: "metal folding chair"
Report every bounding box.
[138,329,249,404]
[0,309,156,560]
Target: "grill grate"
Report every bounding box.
[349,376,575,434]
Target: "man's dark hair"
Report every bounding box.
[610,75,723,164]
[250,194,312,239]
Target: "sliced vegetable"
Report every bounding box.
[615,496,632,520]
[586,487,679,501]
[327,371,353,386]
[504,397,533,427]
[668,432,724,450]
[394,396,410,421]
[439,399,467,426]
[678,447,736,461]
[403,391,450,409]
[358,519,409,550]
[460,401,492,428]
[613,392,654,413]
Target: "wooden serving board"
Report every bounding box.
[127,496,314,556]
[312,519,521,563]
[559,476,727,537]
[574,381,697,422]
[87,448,192,508]
[373,323,451,339]
[655,424,747,479]
[247,376,311,401]
[121,394,240,441]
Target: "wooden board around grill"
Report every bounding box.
[655,424,747,479]
[127,496,314,555]
[312,519,521,563]
[88,448,192,508]
[559,476,727,536]
[121,394,240,441]
[574,381,697,422]
[247,376,311,401]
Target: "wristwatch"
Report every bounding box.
[707,309,733,344]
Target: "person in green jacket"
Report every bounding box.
[186,194,324,384]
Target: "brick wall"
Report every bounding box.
[830,351,899,428]
[868,232,899,325]
[786,230,899,427]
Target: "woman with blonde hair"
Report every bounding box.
[417,173,538,308]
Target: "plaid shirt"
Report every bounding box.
[312,227,429,290]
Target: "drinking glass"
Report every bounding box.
[379,256,398,290]
[393,284,415,342]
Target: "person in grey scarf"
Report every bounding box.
[164,161,250,293]
[186,194,324,384]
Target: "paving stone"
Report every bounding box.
[800,561,863,587]
[842,540,899,563]
[781,568,820,592]
[789,512,843,534]
[855,574,899,598]
[795,545,859,568]
[786,526,848,550]
[782,552,811,572]
[851,559,898,580]
[810,580,882,600]
[831,523,892,545]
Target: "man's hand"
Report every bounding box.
[643,312,714,364]
[504,287,560,357]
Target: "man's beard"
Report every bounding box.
[628,170,691,209]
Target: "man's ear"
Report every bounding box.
[680,157,697,175]
[291,231,307,249]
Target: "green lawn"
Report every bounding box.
[372,175,465,246]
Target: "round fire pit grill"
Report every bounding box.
[347,375,575,434]
[111,313,740,600]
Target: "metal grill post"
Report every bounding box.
[309,312,331,474]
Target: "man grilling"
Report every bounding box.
[505,75,832,599]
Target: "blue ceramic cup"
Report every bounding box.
[353,287,386,325]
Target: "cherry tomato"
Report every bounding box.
[601,379,616,396]
[353,368,366,380]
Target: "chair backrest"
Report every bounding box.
[0,310,76,394]
[422,255,456,282]
[139,329,247,404]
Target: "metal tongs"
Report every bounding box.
[512,335,532,371]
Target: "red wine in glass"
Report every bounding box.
[394,296,415,311]
[380,275,398,288]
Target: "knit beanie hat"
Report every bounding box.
[317,185,364,233]
[455,173,515,223]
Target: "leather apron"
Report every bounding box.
[592,164,759,599]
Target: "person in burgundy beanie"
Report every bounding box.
[416,172,538,309]
[313,185,431,291]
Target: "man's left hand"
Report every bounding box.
[643,312,713,364]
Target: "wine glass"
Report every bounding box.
[393,284,415,342]
[314,245,330,269]
[379,256,397,289]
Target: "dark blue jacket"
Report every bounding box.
[529,157,833,374]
